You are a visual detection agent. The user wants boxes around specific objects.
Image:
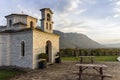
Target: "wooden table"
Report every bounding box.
[76,63,111,80]
[79,56,95,64]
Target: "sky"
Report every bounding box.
[0,0,120,44]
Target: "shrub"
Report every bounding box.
[37,53,48,69]
[38,53,48,59]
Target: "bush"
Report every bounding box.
[38,53,48,59]
[38,53,48,69]
[60,48,75,57]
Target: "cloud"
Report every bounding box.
[113,0,120,18]
[66,0,81,11]
[15,0,87,27]
[59,27,90,34]
[17,5,40,18]
[113,7,120,18]
[116,0,120,5]
[114,14,120,17]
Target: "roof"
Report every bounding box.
[13,22,27,26]
[5,14,38,20]
[0,28,59,36]
[0,26,7,28]
[34,28,59,36]
[5,14,28,18]
[40,8,53,14]
[0,28,31,33]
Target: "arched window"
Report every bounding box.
[21,41,25,57]
[9,20,12,27]
[30,21,33,28]
[46,23,48,29]
[47,14,51,21]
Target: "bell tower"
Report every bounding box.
[40,8,54,33]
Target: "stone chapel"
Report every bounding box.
[0,8,59,69]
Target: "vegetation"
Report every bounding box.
[38,53,48,69]
[38,53,48,60]
[62,56,118,62]
[95,56,118,61]
[0,68,25,80]
[60,48,120,57]
[60,48,119,62]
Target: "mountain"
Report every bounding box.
[105,43,120,48]
[54,30,104,49]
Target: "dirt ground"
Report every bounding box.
[10,61,120,80]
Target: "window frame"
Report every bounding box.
[46,23,48,29]
[30,21,34,28]
[9,19,12,27]
[49,24,52,30]
[21,41,25,57]
[47,13,51,21]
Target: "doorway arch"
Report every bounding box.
[45,41,52,62]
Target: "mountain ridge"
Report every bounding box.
[53,30,104,49]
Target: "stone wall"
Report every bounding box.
[6,15,37,30]
[27,16,37,28]
[14,16,27,24]
[0,33,11,66]
[10,30,33,68]
[32,29,59,69]
[6,16,14,29]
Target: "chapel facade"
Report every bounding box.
[0,8,59,69]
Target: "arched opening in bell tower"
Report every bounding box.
[47,13,51,21]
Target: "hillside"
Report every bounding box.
[54,30,103,49]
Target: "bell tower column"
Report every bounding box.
[40,8,54,33]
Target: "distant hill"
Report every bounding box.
[54,30,104,49]
[105,43,120,48]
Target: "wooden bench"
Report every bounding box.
[72,72,112,77]
[76,63,112,80]
[77,73,112,78]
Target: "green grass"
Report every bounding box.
[62,56,118,62]
[0,69,25,80]
[95,56,118,61]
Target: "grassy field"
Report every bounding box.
[62,56,118,62]
[0,69,25,80]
